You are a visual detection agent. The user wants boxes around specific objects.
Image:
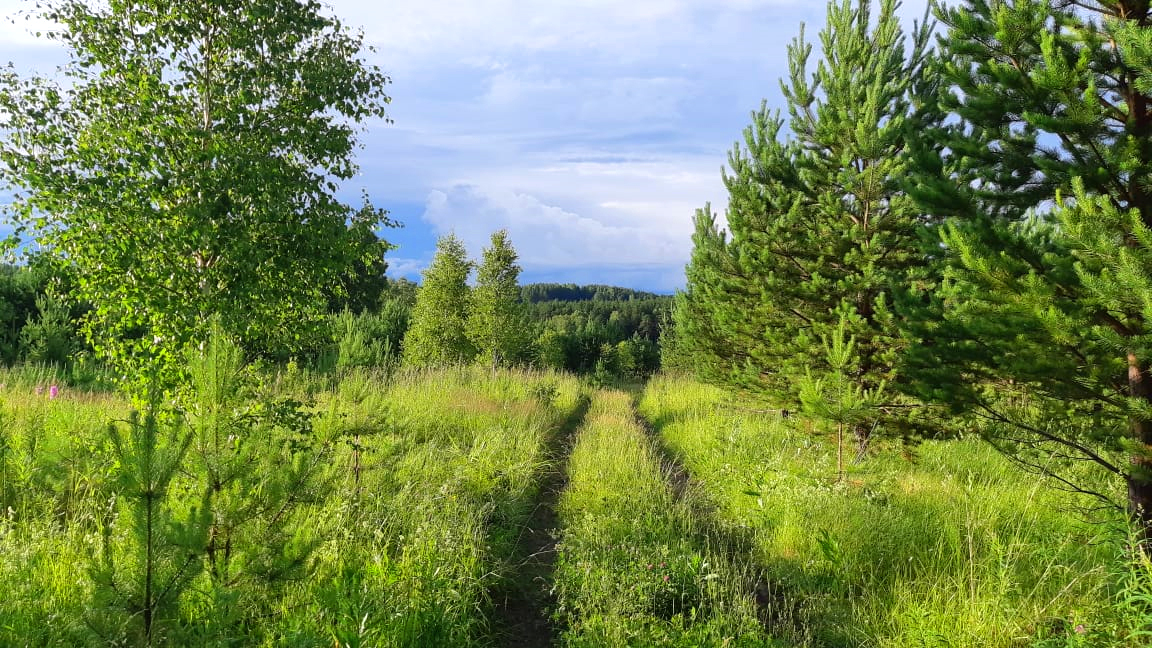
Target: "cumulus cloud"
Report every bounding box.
[384,256,428,279]
[422,184,690,271]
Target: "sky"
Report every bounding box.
[0,0,932,292]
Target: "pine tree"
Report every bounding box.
[798,316,888,481]
[467,230,532,367]
[677,0,937,441]
[402,234,476,367]
[670,203,766,385]
[88,403,208,646]
[900,0,1152,541]
[181,322,330,638]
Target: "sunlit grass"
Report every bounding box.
[554,389,778,647]
[0,363,584,646]
[5,363,1147,646]
[639,374,1142,647]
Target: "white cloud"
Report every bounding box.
[422,184,691,270]
[384,256,427,279]
[345,0,807,61]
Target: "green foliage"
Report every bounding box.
[331,307,405,371]
[531,296,667,376]
[799,318,887,427]
[19,292,76,365]
[327,218,400,315]
[799,317,888,477]
[468,230,533,367]
[614,336,659,381]
[676,0,938,434]
[0,263,46,363]
[521,283,665,303]
[381,277,420,306]
[89,404,207,646]
[403,234,476,367]
[536,328,573,371]
[658,301,694,374]
[0,0,393,384]
[898,0,1152,530]
[590,343,619,387]
[182,324,331,636]
[0,260,88,365]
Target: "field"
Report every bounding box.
[2,363,1150,646]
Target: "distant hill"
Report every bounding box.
[520,283,667,303]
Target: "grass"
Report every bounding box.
[4,361,1151,646]
[287,365,587,647]
[638,374,1146,647]
[0,376,124,645]
[553,389,777,647]
[0,363,584,646]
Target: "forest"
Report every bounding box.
[0,259,668,381]
[2,0,1152,646]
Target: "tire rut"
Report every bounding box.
[627,393,811,643]
[485,393,591,648]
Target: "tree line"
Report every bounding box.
[668,0,1152,543]
[383,231,667,380]
[0,245,669,381]
[521,283,666,303]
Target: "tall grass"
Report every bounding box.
[0,363,584,646]
[0,381,124,645]
[0,357,120,392]
[639,374,1143,647]
[7,363,1144,646]
[276,365,586,646]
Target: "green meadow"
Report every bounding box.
[3,363,1149,646]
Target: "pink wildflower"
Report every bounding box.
[663,575,670,582]
[49,385,59,399]
[1074,624,1086,635]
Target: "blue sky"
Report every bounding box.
[0,0,931,292]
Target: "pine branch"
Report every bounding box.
[975,401,1127,477]
[987,435,1123,510]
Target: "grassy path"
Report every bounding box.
[628,392,799,640]
[487,393,591,648]
[551,389,778,647]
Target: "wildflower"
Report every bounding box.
[1074,624,1086,635]
[49,385,59,399]
[663,575,670,582]
[34,386,42,395]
